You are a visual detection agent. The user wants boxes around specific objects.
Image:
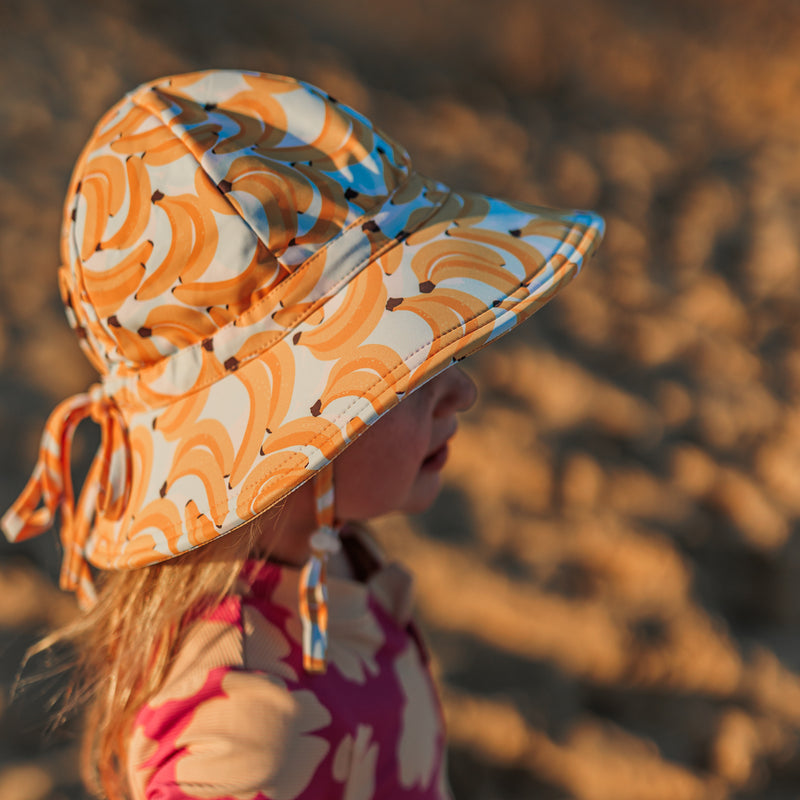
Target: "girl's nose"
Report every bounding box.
[434,365,478,416]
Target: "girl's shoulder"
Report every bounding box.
[126,531,449,800]
[126,575,322,797]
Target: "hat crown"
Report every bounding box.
[59,70,411,378]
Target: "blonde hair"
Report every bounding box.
[29,523,260,800]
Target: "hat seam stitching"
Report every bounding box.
[67,88,264,371]
[107,178,445,409]
[216,185,445,373]
[121,218,596,552]
[234,225,588,493]
[218,216,597,500]
[90,85,407,384]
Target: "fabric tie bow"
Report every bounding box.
[1,384,130,609]
[299,464,341,673]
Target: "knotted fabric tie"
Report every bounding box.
[1,384,130,609]
[298,464,341,673]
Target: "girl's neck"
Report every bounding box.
[251,479,318,567]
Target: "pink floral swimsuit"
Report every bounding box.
[128,529,452,799]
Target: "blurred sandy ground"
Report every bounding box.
[3,0,800,797]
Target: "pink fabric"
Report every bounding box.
[128,534,452,800]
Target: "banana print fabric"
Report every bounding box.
[128,529,451,799]
[2,69,603,604]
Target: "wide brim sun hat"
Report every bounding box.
[2,69,604,613]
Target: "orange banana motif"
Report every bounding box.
[291,163,349,245]
[260,415,349,462]
[111,326,163,367]
[271,302,324,329]
[141,88,212,129]
[101,156,152,252]
[222,155,310,253]
[184,500,217,548]
[79,155,127,260]
[166,448,230,528]
[228,346,294,488]
[262,103,375,175]
[137,347,226,407]
[125,500,184,558]
[136,193,214,301]
[140,304,218,350]
[171,423,235,477]
[91,104,153,152]
[194,168,239,215]
[297,266,386,359]
[110,123,185,167]
[155,392,205,439]
[410,237,515,295]
[172,251,279,309]
[448,224,550,275]
[205,107,271,156]
[392,288,489,364]
[82,239,151,318]
[318,344,408,416]
[235,451,311,521]
[224,95,287,151]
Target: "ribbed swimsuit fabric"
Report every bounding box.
[127,528,452,799]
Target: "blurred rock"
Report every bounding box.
[708,468,789,550]
[0,562,77,631]
[0,747,80,800]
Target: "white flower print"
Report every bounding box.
[333,724,380,800]
[394,643,440,789]
[174,676,332,800]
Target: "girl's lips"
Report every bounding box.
[421,442,450,471]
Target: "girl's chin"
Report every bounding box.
[402,474,445,515]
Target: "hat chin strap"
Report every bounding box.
[298,464,341,673]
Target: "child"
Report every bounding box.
[2,69,604,799]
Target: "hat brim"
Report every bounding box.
[87,177,603,570]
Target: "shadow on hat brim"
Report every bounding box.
[87,179,604,570]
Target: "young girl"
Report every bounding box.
[2,69,604,799]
